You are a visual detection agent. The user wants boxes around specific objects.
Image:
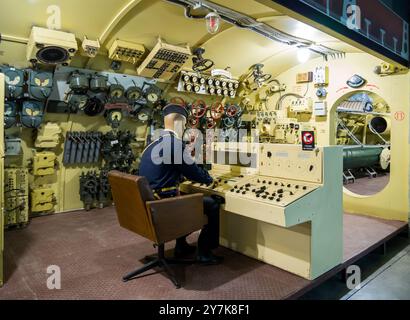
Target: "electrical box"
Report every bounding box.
[81,36,101,58]
[296,72,313,83]
[137,38,191,81]
[33,152,56,176]
[313,66,329,86]
[5,138,22,156]
[26,26,78,65]
[289,98,313,113]
[107,39,146,65]
[314,101,328,116]
[35,123,62,148]
[4,168,29,227]
[31,188,55,213]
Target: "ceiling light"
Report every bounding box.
[205,12,221,34]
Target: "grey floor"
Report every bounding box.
[300,228,410,300]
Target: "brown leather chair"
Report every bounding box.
[108,171,206,288]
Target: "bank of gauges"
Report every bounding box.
[178,70,239,98]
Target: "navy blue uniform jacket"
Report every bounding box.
[139,130,213,195]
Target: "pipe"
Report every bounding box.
[1,34,29,45]
[369,116,391,136]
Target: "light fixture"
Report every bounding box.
[297,47,311,63]
[205,12,221,34]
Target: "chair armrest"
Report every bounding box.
[146,194,207,244]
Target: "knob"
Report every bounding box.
[262,195,267,199]
[278,189,284,194]
[303,186,307,190]
[269,197,274,201]
[236,190,241,194]
[276,199,281,202]
[252,189,256,193]
[287,184,291,188]
[256,194,261,198]
[268,181,272,185]
[275,182,278,186]
[242,191,247,195]
[295,185,299,189]
[230,189,235,192]
[263,180,266,184]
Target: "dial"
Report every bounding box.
[147,92,159,103]
[200,78,206,85]
[214,80,221,87]
[126,87,143,102]
[109,84,125,98]
[138,109,151,122]
[109,110,123,122]
[185,83,193,91]
[183,74,191,82]
[207,79,214,86]
[33,72,52,87]
[5,73,21,86]
[191,76,198,83]
[194,85,201,93]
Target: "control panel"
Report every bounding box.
[227,176,318,207]
[181,172,246,197]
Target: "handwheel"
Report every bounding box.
[211,102,224,120]
[226,104,239,118]
[191,99,207,119]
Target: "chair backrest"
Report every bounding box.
[108,171,157,242]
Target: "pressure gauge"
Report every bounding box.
[106,110,123,128]
[2,67,25,98]
[191,75,199,83]
[31,71,52,87]
[208,78,214,86]
[125,87,141,102]
[216,88,222,95]
[137,108,152,122]
[214,79,221,87]
[183,74,191,82]
[28,70,53,100]
[185,83,193,92]
[229,90,235,98]
[208,87,216,95]
[200,78,206,85]
[109,84,125,99]
[223,89,229,96]
[221,81,227,88]
[228,82,234,89]
[145,85,161,104]
[21,100,44,128]
[194,85,201,93]
[234,82,239,89]
[5,69,24,86]
[147,92,159,103]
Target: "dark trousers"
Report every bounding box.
[177,196,220,253]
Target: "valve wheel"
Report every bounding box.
[206,117,217,129]
[226,104,238,118]
[191,99,207,119]
[211,102,224,120]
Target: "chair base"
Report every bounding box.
[122,244,196,289]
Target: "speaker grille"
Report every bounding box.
[36,46,69,64]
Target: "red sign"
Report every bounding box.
[302,131,315,151]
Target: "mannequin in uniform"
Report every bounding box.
[139,104,223,265]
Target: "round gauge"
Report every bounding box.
[145,85,161,104]
[126,86,143,102]
[109,110,123,122]
[216,88,222,95]
[109,84,125,99]
[138,109,151,122]
[194,85,201,93]
[223,89,229,96]
[191,76,198,83]
[221,81,227,88]
[214,80,221,87]
[208,87,215,95]
[183,74,191,82]
[228,82,234,89]
[234,82,239,89]
[5,70,22,86]
[200,78,206,85]
[229,90,235,97]
[207,79,214,86]
[147,92,159,103]
[33,72,52,87]
[185,83,193,91]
